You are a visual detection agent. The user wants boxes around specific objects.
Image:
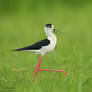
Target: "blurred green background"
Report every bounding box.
[0,0,92,92]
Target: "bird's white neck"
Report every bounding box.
[44,28,57,42]
[45,31,57,44]
[45,31,55,38]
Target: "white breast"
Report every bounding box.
[47,36,57,51]
[40,35,57,55]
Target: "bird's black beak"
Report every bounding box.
[53,29,63,36]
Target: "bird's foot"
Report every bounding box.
[34,64,41,80]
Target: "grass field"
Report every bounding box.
[0,1,92,92]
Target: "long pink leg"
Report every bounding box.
[38,69,68,76]
[34,56,43,80]
[34,56,68,80]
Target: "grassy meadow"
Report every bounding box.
[0,0,92,92]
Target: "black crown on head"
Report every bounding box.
[45,24,52,28]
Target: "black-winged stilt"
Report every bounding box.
[12,24,67,79]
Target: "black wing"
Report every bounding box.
[13,39,50,51]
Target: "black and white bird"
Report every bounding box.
[12,24,67,79]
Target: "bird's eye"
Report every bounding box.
[50,26,52,28]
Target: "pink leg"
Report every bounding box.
[34,56,43,80]
[38,69,68,76]
[34,56,68,80]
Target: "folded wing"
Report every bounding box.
[12,39,50,51]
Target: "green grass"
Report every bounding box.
[0,3,92,92]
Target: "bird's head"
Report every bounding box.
[45,24,54,32]
[44,24,63,36]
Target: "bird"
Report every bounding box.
[12,24,67,79]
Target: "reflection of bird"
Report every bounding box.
[12,24,67,79]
